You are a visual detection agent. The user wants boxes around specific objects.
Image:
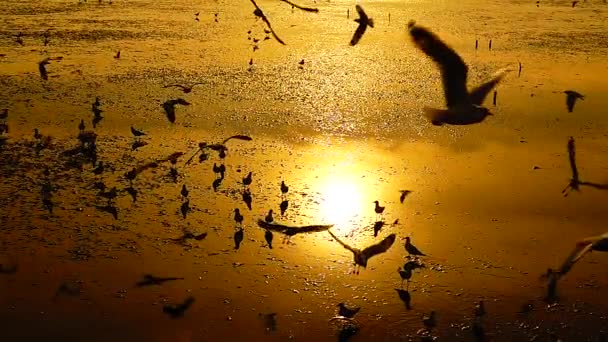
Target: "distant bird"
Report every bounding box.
[163,83,204,94]
[136,274,184,287]
[408,21,510,126]
[131,140,148,151]
[234,228,244,250]
[234,208,244,226]
[162,98,190,123]
[404,236,426,256]
[280,200,288,216]
[399,190,412,203]
[281,181,289,196]
[92,161,104,175]
[423,311,436,330]
[337,302,360,318]
[350,5,373,46]
[33,128,43,140]
[373,200,385,219]
[243,171,252,186]
[131,126,146,137]
[572,0,579,7]
[180,200,190,219]
[265,229,274,249]
[78,119,85,131]
[212,178,222,192]
[395,288,412,310]
[163,296,195,318]
[265,209,274,223]
[38,58,51,80]
[181,184,189,198]
[299,59,305,65]
[114,51,121,59]
[125,186,138,202]
[564,90,584,113]
[327,230,396,274]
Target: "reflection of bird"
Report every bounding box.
[280,200,288,216]
[562,137,608,196]
[181,184,189,198]
[350,5,373,46]
[234,228,244,249]
[408,21,509,126]
[405,237,426,256]
[395,289,412,310]
[163,296,195,318]
[163,83,204,94]
[136,274,184,287]
[337,302,360,318]
[162,98,190,123]
[181,200,190,219]
[131,126,146,137]
[564,90,584,113]
[422,311,436,330]
[242,190,252,210]
[399,190,412,203]
[265,209,274,223]
[265,229,273,249]
[328,230,396,273]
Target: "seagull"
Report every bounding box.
[399,190,412,203]
[38,58,51,80]
[337,303,360,318]
[163,83,204,94]
[554,232,608,278]
[373,200,385,219]
[136,274,184,287]
[114,51,121,59]
[243,171,252,187]
[163,296,195,318]
[162,98,190,123]
[265,229,274,249]
[281,181,289,196]
[327,230,396,274]
[185,135,252,165]
[404,236,426,256]
[131,126,146,137]
[265,209,274,223]
[350,5,373,46]
[408,21,510,126]
[395,289,412,310]
[564,90,584,113]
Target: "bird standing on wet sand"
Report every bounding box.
[163,296,195,318]
[265,209,274,223]
[162,98,190,123]
[373,200,385,220]
[114,51,120,59]
[337,302,360,318]
[564,90,584,113]
[398,266,413,287]
[181,184,189,198]
[265,229,274,249]
[163,83,204,94]
[399,190,412,203]
[234,228,244,250]
[131,126,146,138]
[404,236,426,256]
[350,5,373,46]
[234,208,244,227]
[243,171,252,187]
[408,21,510,126]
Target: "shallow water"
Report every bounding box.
[1,0,608,341]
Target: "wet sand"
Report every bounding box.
[1,0,608,341]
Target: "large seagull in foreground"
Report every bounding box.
[408,21,510,126]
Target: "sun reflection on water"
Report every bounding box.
[318,175,364,235]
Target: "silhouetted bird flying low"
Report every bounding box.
[163,83,204,94]
[408,21,510,125]
[136,274,184,287]
[163,296,195,318]
[404,236,426,256]
[564,90,584,113]
[337,302,360,318]
[350,5,373,46]
[131,126,146,137]
[328,230,396,274]
[162,98,190,123]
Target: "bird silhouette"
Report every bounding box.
[114,51,120,59]
[399,190,412,203]
[136,274,184,287]
[180,200,190,219]
[242,190,252,210]
[131,140,148,151]
[131,126,146,137]
[280,181,289,196]
[243,171,252,187]
[163,83,204,94]
[554,232,608,278]
[234,208,244,226]
[405,236,426,256]
[234,228,244,250]
[395,288,412,310]
[185,135,252,165]
[327,230,396,274]
[408,21,510,125]
[279,200,288,216]
[163,296,195,318]
[337,302,360,318]
[38,58,51,80]
[181,184,189,198]
[162,98,190,123]
[265,229,274,249]
[373,200,385,220]
[350,5,373,46]
[265,209,274,223]
[398,266,413,287]
[564,90,584,113]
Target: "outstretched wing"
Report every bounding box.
[250,0,286,45]
[469,68,510,106]
[567,137,579,182]
[280,0,319,12]
[556,242,594,276]
[221,134,253,144]
[327,230,358,254]
[350,22,367,46]
[361,233,396,260]
[163,84,185,90]
[355,5,368,22]
[408,22,469,108]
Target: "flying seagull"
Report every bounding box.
[162,98,190,123]
[408,21,510,125]
[553,232,608,278]
[350,5,373,46]
[564,90,584,113]
[327,230,396,274]
[163,83,204,94]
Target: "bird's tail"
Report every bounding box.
[423,107,450,126]
[368,18,374,28]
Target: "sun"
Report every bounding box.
[318,176,364,234]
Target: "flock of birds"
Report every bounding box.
[1,0,607,340]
